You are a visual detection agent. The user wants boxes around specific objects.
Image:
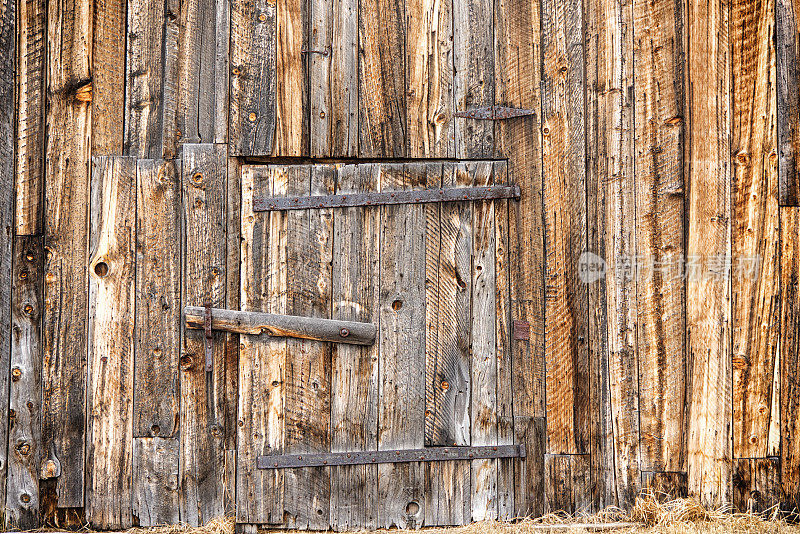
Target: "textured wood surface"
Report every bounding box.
[132,437,180,526]
[781,207,800,511]
[778,0,800,205]
[91,0,126,154]
[86,157,136,529]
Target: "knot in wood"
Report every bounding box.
[11,367,21,381]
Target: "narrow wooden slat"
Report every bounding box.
[358,0,405,157]
[132,438,180,526]
[494,0,546,515]
[15,0,45,235]
[633,0,686,477]
[124,0,180,158]
[230,0,276,155]
[733,458,781,513]
[544,455,592,515]
[453,0,493,158]
[330,164,379,529]
[86,156,136,528]
[184,306,376,344]
[309,0,358,156]
[224,157,242,453]
[42,0,92,504]
[273,0,308,155]
[6,237,43,529]
[406,0,454,157]
[778,0,800,206]
[237,165,287,524]
[283,165,333,529]
[781,207,800,512]
[541,0,590,457]
[685,0,732,506]
[471,161,498,521]
[134,159,180,438]
[731,0,781,460]
[91,0,126,154]
[177,0,230,145]
[378,164,426,528]
[181,144,230,525]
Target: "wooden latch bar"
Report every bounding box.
[454,105,536,120]
[257,444,526,469]
[254,184,521,212]
[184,306,376,346]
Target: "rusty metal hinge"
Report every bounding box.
[454,105,536,120]
[257,444,526,469]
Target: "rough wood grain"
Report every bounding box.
[273,0,308,156]
[6,237,44,529]
[778,0,800,205]
[309,0,358,156]
[91,0,126,154]
[633,0,686,476]
[181,144,230,525]
[330,164,379,529]
[378,164,426,528]
[42,0,92,504]
[541,0,590,456]
[733,458,781,513]
[781,207,800,512]
[494,0,546,515]
[86,156,136,529]
[15,0,45,234]
[224,157,242,453]
[358,0,405,157]
[184,306,376,344]
[177,0,229,145]
[230,0,276,155]
[282,165,333,529]
[685,0,733,506]
[544,455,592,515]
[731,0,781,460]
[237,165,287,524]
[406,0,454,157]
[124,0,180,158]
[641,471,689,500]
[135,160,180,438]
[453,0,493,158]
[132,438,180,526]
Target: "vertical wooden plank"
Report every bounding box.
[471,161,498,521]
[134,160,180,439]
[42,0,92,505]
[424,162,470,527]
[731,0,781,460]
[358,0,405,157]
[237,165,287,525]
[781,207,800,512]
[124,0,180,158]
[733,458,781,513]
[225,157,242,454]
[778,0,800,206]
[181,144,230,525]
[541,0,590,457]
[6,237,44,529]
[16,0,45,235]
[633,0,686,477]
[309,0,358,156]
[453,0,493,158]
[494,0,545,516]
[92,0,127,154]
[330,164,379,530]
[282,165,333,529]
[132,437,180,526]
[685,0,732,506]
[544,455,592,515]
[177,0,230,145]
[86,156,136,529]
[378,164,426,528]
[273,0,308,155]
[230,0,276,155]
[406,0,454,157]
[641,471,689,499]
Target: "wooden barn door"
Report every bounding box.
[235,161,521,529]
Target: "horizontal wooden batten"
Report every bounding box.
[184,306,376,345]
[253,184,521,211]
[257,445,526,469]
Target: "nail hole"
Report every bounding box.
[94,262,109,277]
[151,424,160,435]
[406,501,420,515]
[392,299,403,311]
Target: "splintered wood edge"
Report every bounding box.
[184,306,376,346]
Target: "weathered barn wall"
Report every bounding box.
[0,0,797,528]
